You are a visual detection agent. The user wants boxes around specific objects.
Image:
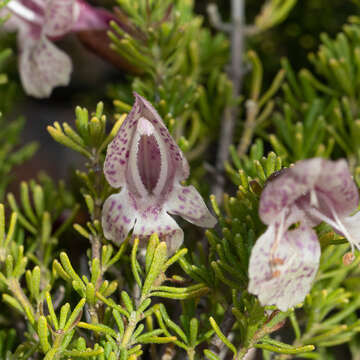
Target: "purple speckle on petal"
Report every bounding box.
[123,216,131,224]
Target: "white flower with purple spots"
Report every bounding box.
[102,93,217,254]
[249,158,360,311]
[2,0,113,98]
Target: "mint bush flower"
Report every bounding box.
[102,93,217,254]
[2,0,113,98]
[249,158,360,311]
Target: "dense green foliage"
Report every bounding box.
[2,1,360,359]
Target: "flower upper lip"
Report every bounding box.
[259,158,359,225]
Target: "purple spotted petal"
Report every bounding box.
[135,94,190,181]
[104,98,142,188]
[260,158,359,225]
[102,191,184,254]
[166,185,217,227]
[104,93,189,192]
[248,221,320,311]
[43,0,76,37]
[19,37,72,98]
[314,159,358,217]
[259,169,311,225]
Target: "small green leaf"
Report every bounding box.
[142,242,167,296]
[131,238,142,288]
[59,303,70,329]
[77,322,117,337]
[209,317,237,355]
[47,124,92,158]
[255,343,315,354]
[45,292,59,330]
[59,252,84,285]
[53,260,71,282]
[73,224,90,239]
[20,182,37,225]
[63,298,86,331]
[137,336,177,344]
[0,203,5,248]
[38,316,51,353]
[189,318,199,347]
[91,258,101,285]
[63,348,104,357]
[204,349,221,360]
[121,291,134,313]
[86,283,96,306]
[113,309,125,338]
[145,234,159,273]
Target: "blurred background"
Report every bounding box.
[2,0,358,188]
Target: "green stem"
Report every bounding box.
[237,100,259,157]
[90,151,103,265]
[236,312,288,359]
[87,150,106,324]
[187,348,196,360]
[121,311,139,349]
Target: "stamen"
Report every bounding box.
[307,207,340,231]
[308,203,356,253]
[330,207,356,253]
[318,194,357,252]
[270,258,285,265]
[269,210,286,274]
[272,270,281,278]
[310,190,319,207]
[271,251,297,278]
[7,0,43,25]
[270,210,285,257]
